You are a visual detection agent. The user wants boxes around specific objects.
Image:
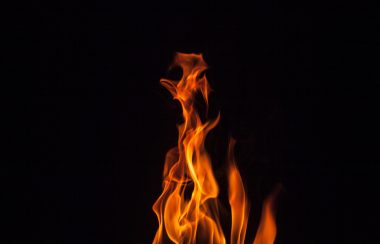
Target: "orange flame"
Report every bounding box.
[228,139,249,244]
[153,53,279,244]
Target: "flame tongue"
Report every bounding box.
[228,139,249,244]
[153,53,224,244]
[153,53,279,244]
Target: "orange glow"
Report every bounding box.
[153,53,279,244]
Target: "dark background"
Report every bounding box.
[7,1,379,243]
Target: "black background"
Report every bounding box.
[7,1,379,243]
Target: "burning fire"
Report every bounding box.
[153,53,279,244]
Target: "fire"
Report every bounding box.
[153,53,279,244]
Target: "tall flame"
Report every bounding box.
[228,139,249,244]
[153,53,279,244]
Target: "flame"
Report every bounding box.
[153,53,279,244]
[228,139,249,244]
[254,183,282,244]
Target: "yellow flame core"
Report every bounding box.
[153,53,278,244]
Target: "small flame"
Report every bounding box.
[153,53,279,244]
[228,139,249,244]
[253,185,281,244]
